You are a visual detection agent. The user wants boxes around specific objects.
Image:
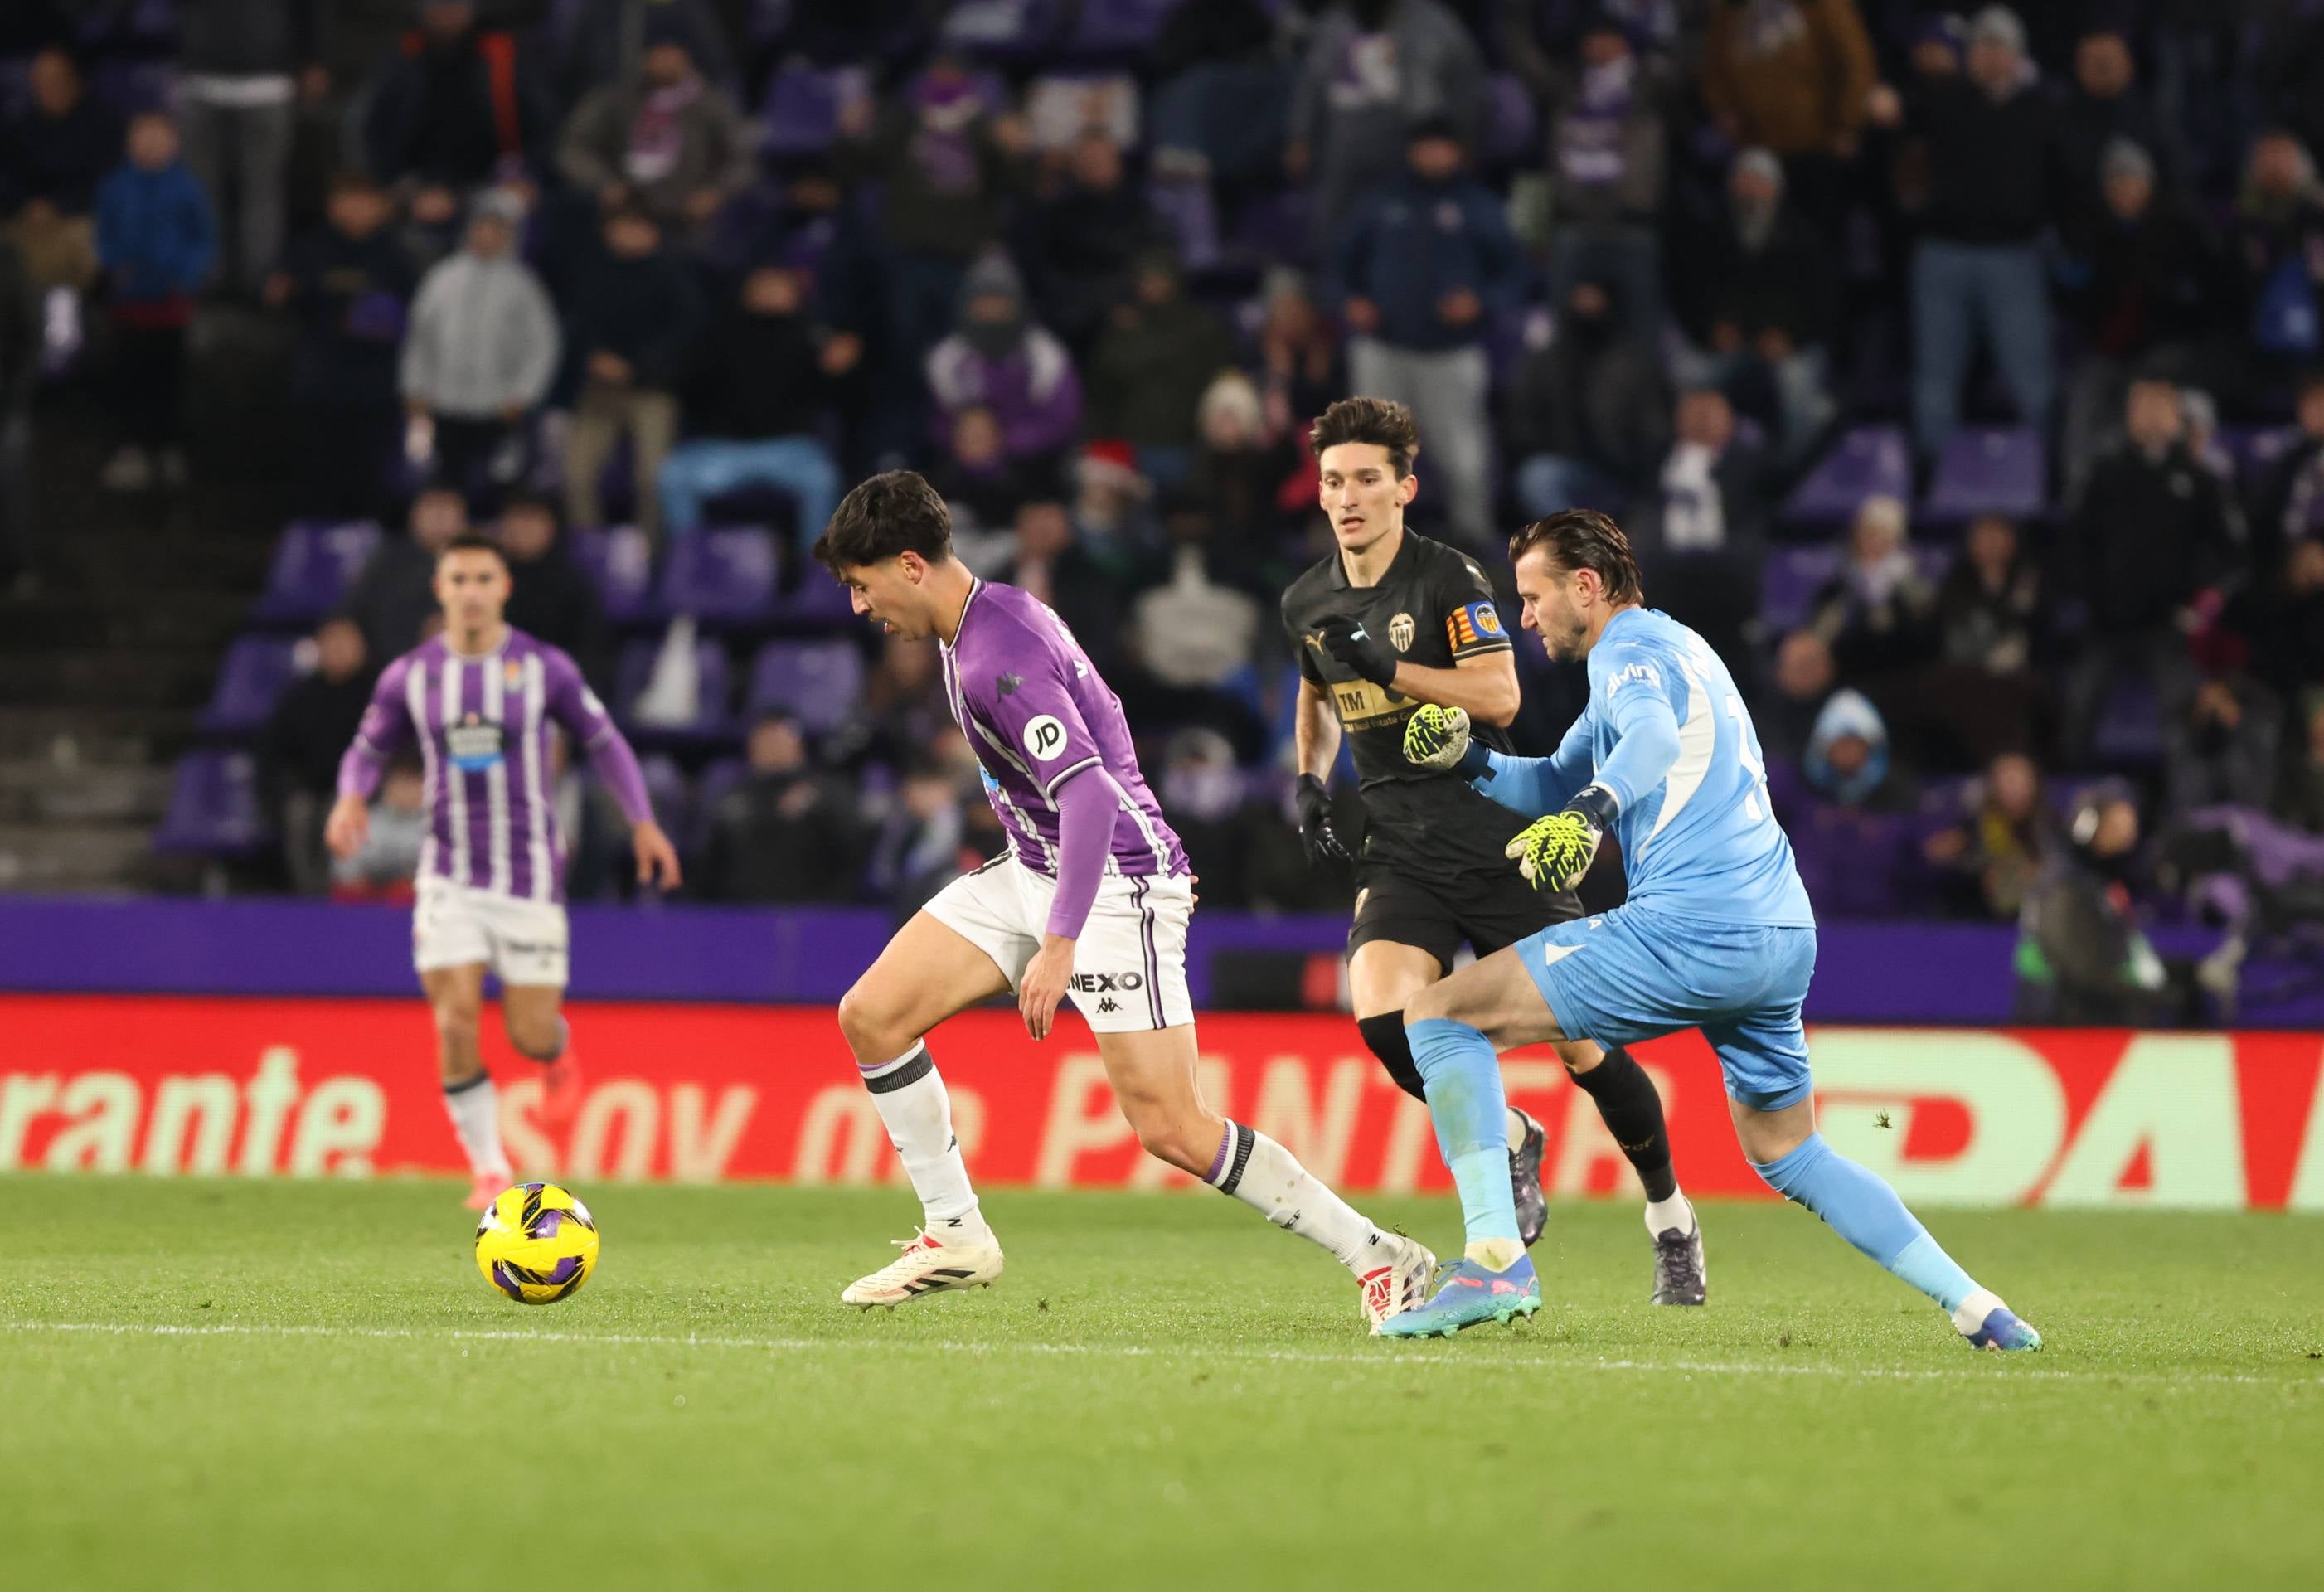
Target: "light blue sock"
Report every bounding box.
[1405,1017,1520,1248]
[1753,1133,1978,1313]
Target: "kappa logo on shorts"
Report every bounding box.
[1021,714,1068,761]
[1068,971,1145,993]
[1096,997,1119,1015]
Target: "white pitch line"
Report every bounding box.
[5,1320,2318,1392]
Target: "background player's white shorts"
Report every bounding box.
[413,876,570,988]
[924,857,1195,1033]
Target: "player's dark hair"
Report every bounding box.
[1509,509,1645,607]
[437,531,507,565]
[814,469,954,575]
[1308,396,1420,479]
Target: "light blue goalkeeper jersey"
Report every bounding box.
[1473,607,1816,928]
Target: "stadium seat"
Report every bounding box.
[1781,425,1911,528]
[660,527,779,629]
[745,639,866,735]
[1920,426,2045,525]
[2092,672,2165,769]
[637,755,691,845]
[1481,74,1540,167]
[1061,0,1177,60]
[771,567,856,629]
[1226,189,1313,270]
[153,750,269,858]
[197,635,300,738]
[1150,179,1222,273]
[1759,545,1844,633]
[1790,807,1909,918]
[615,636,735,745]
[687,756,749,857]
[571,526,660,628]
[248,520,381,628]
[760,65,871,157]
[938,0,1063,60]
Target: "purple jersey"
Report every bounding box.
[939,579,1185,879]
[343,629,645,904]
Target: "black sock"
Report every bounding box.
[1356,1012,1427,1102]
[1570,1046,1677,1202]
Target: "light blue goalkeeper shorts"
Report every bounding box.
[1512,903,1819,1111]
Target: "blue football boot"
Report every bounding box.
[1375,1254,1541,1339]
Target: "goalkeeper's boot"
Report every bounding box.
[465,1167,512,1211]
[1954,1290,2042,1352]
[1510,1106,1548,1249]
[1361,1232,1439,1335]
[1375,1254,1540,1339]
[841,1228,1005,1308]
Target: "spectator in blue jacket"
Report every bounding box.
[95,112,215,492]
[1327,117,1522,546]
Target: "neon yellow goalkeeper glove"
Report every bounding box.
[1506,784,1619,892]
[1401,703,1473,770]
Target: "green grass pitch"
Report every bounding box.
[4,1177,2322,1590]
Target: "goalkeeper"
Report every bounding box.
[1376,510,2042,1353]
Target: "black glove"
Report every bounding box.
[1294,773,1350,865]
[1317,613,1399,689]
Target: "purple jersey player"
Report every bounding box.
[809,471,1433,1327]
[327,531,678,1209]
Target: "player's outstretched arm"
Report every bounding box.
[1590,661,1684,815]
[1019,767,1110,1041]
[548,653,681,890]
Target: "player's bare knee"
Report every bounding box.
[431,997,482,1046]
[835,983,906,1066]
[1403,982,1454,1027]
[1121,1099,1214,1176]
[505,1012,560,1061]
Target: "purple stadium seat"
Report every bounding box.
[660,527,779,629]
[198,636,300,737]
[773,567,857,629]
[761,65,871,157]
[249,520,382,628]
[1064,0,1178,57]
[637,755,691,843]
[1920,426,2045,524]
[2093,672,2164,769]
[571,525,659,627]
[745,639,866,735]
[1227,189,1313,269]
[1759,545,1843,633]
[938,0,1062,59]
[688,756,749,855]
[1482,74,1540,166]
[153,750,268,858]
[2240,425,2304,476]
[1781,425,1912,527]
[614,636,735,744]
[1150,179,1222,273]
[1791,807,1909,918]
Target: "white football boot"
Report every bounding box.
[841,1229,1006,1309]
[1361,1232,1439,1335]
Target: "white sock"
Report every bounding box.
[1644,1191,1695,1237]
[1950,1287,2006,1334]
[860,1041,988,1243]
[1201,1120,1385,1274]
[443,1074,507,1176]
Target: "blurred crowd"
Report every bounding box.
[6,1,2324,979]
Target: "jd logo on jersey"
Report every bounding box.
[1021,714,1068,761]
[1067,971,1145,993]
[447,712,505,772]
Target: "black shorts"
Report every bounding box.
[1347,861,1585,972]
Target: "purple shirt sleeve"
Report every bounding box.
[1044,765,1110,938]
[335,656,414,801]
[543,646,655,827]
[973,614,1104,799]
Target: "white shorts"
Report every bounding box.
[924,857,1195,1033]
[413,876,570,988]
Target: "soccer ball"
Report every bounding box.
[474,1182,600,1305]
